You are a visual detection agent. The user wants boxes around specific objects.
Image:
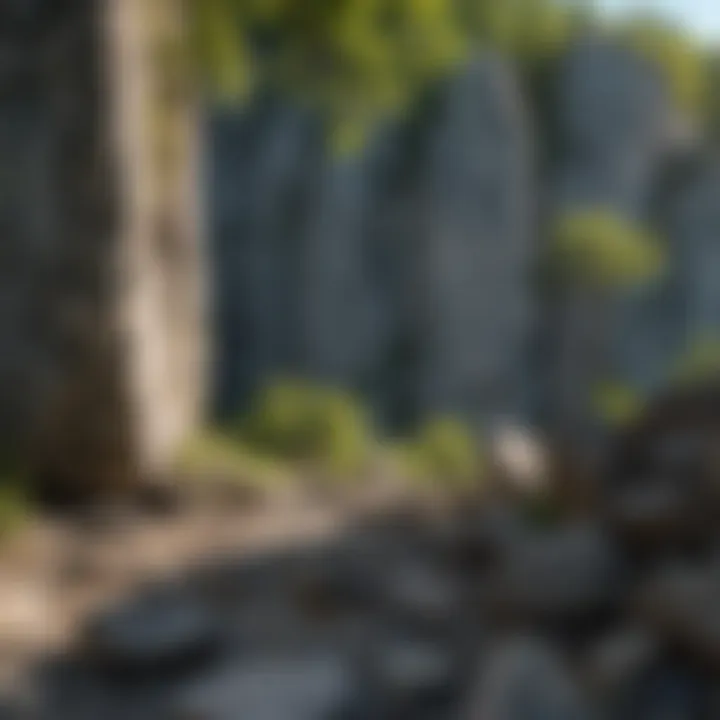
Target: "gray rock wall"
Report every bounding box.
[415,55,534,426]
[547,37,691,427]
[210,54,535,431]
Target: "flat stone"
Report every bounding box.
[84,591,219,674]
[169,655,355,720]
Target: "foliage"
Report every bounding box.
[190,0,467,151]
[592,381,645,428]
[547,210,664,290]
[619,15,710,120]
[671,337,720,388]
[458,0,585,66]
[240,379,370,476]
[398,416,483,489]
[0,471,29,540]
[188,0,717,147]
[176,429,292,489]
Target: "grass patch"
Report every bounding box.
[393,416,486,494]
[176,430,295,492]
[239,379,371,478]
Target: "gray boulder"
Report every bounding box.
[169,655,355,720]
[464,636,591,720]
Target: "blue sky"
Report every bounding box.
[596,0,720,43]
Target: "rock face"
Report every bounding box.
[613,156,720,395]
[415,56,534,426]
[209,102,319,416]
[553,38,681,216]
[211,53,534,430]
[666,159,720,343]
[0,0,206,497]
[545,38,687,430]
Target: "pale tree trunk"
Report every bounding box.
[16,0,208,502]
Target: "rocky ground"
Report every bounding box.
[4,407,720,719]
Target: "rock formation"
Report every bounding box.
[211,53,535,431]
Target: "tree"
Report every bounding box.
[190,0,467,152]
[189,0,716,149]
[619,15,710,121]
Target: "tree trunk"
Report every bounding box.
[0,0,207,502]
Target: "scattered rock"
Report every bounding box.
[583,626,659,704]
[83,590,220,675]
[464,636,591,720]
[608,477,705,551]
[636,562,720,671]
[613,661,709,720]
[169,655,355,720]
[372,637,456,711]
[383,562,461,629]
[492,523,624,624]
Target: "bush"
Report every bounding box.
[399,416,484,491]
[0,473,29,540]
[240,379,370,476]
[176,430,292,489]
[548,210,664,290]
[592,381,645,428]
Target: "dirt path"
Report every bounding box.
[0,492,363,698]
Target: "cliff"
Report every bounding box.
[210,36,718,434]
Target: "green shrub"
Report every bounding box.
[399,416,483,490]
[592,381,645,428]
[176,429,292,489]
[240,379,370,476]
[0,474,29,539]
[548,210,665,290]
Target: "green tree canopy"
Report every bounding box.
[188,0,715,148]
[618,15,710,120]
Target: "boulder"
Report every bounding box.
[464,636,591,720]
[169,655,355,720]
[83,590,220,675]
[636,562,720,672]
[582,627,659,708]
[382,561,462,630]
[370,637,457,714]
[491,523,624,624]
